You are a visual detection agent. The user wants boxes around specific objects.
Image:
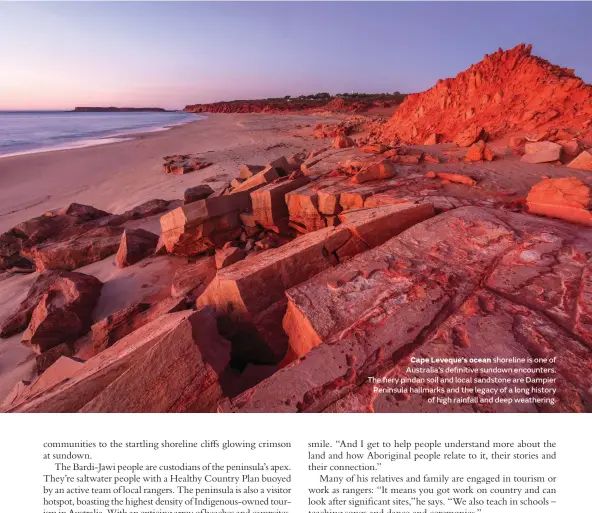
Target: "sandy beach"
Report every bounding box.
[0,113,340,233]
[0,112,340,401]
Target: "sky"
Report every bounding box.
[1,1,592,111]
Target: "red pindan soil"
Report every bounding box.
[1,44,591,413]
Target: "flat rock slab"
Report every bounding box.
[80,308,231,413]
[567,150,592,171]
[527,177,592,226]
[327,290,592,413]
[24,226,124,272]
[4,311,198,412]
[223,207,592,413]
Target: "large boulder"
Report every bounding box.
[21,272,103,353]
[251,177,310,231]
[115,228,159,268]
[527,177,592,226]
[159,193,251,255]
[1,271,99,338]
[521,141,562,164]
[23,226,124,271]
[184,185,214,204]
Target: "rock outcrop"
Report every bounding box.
[1,271,101,340]
[80,308,231,413]
[4,310,230,413]
[198,203,433,364]
[163,155,212,175]
[115,229,159,268]
[159,192,251,255]
[222,207,592,413]
[381,44,592,145]
[21,272,103,354]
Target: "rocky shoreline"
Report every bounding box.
[0,45,591,413]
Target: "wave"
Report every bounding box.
[0,112,206,159]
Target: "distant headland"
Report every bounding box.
[72,107,171,113]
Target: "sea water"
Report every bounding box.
[0,110,203,157]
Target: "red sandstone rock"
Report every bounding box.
[521,141,562,164]
[23,226,124,271]
[435,173,477,185]
[159,193,251,255]
[170,256,217,298]
[454,125,486,147]
[163,155,212,174]
[231,166,280,193]
[115,229,159,268]
[223,207,592,413]
[4,311,208,412]
[215,246,246,269]
[351,160,397,184]
[22,272,103,354]
[393,154,422,165]
[465,140,494,162]
[527,177,592,226]
[285,182,330,232]
[360,144,387,154]
[1,203,116,271]
[79,308,231,413]
[567,150,592,171]
[251,177,310,231]
[109,200,172,225]
[423,134,439,145]
[332,135,355,149]
[239,164,266,180]
[2,355,84,411]
[198,204,433,363]
[423,153,440,164]
[1,271,89,338]
[91,296,187,355]
[36,343,73,375]
[381,44,592,145]
[184,185,214,204]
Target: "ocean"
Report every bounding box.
[0,111,203,158]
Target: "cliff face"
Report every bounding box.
[381,44,592,144]
[184,96,404,115]
[73,107,168,113]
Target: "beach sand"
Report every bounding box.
[0,112,340,401]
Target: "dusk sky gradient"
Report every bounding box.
[1,1,592,110]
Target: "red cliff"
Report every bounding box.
[381,43,592,144]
